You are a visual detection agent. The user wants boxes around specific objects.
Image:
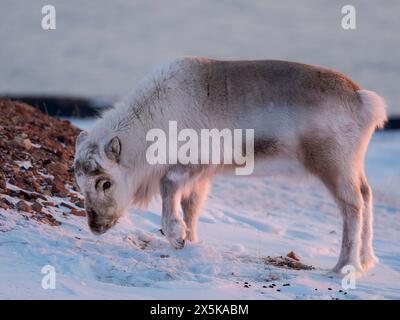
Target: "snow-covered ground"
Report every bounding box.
[0,129,399,300]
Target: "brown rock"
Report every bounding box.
[16,200,32,212]
[75,200,84,208]
[42,201,55,207]
[58,189,69,198]
[70,208,86,217]
[31,201,43,213]
[12,166,20,175]
[48,162,69,176]
[14,137,32,150]
[36,213,61,226]
[15,180,27,190]
[287,251,300,261]
[32,180,41,193]
[52,180,68,197]
[0,198,10,209]
[0,177,6,190]
[60,201,74,209]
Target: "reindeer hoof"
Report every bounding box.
[162,218,187,249]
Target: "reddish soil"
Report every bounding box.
[0,99,86,225]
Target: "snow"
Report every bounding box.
[1,130,399,299]
[15,160,33,170]
[61,117,96,131]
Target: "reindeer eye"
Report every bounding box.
[103,181,112,191]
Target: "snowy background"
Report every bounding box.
[0,0,399,116]
[0,0,399,299]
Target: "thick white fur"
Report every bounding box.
[357,90,388,129]
[75,57,387,276]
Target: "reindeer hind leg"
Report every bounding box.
[359,174,379,271]
[299,135,364,275]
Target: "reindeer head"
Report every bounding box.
[73,131,133,234]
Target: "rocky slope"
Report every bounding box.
[0,99,86,226]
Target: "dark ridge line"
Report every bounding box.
[0,95,113,118]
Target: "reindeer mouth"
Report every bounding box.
[89,219,117,235]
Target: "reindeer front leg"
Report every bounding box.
[160,167,189,249]
[181,178,210,242]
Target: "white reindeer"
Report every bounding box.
[74,57,386,275]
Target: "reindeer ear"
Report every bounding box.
[76,131,89,148]
[105,136,121,162]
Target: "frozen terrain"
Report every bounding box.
[0,130,399,300]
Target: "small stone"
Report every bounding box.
[75,200,84,208]
[31,201,43,213]
[52,180,68,197]
[70,208,86,217]
[22,138,32,150]
[32,181,41,193]
[16,200,31,212]
[58,189,68,197]
[287,251,300,261]
[60,201,74,209]
[0,198,10,209]
[12,166,20,175]
[48,162,69,176]
[39,213,61,226]
[0,175,6,190]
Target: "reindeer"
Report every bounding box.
[74,57,386,275]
